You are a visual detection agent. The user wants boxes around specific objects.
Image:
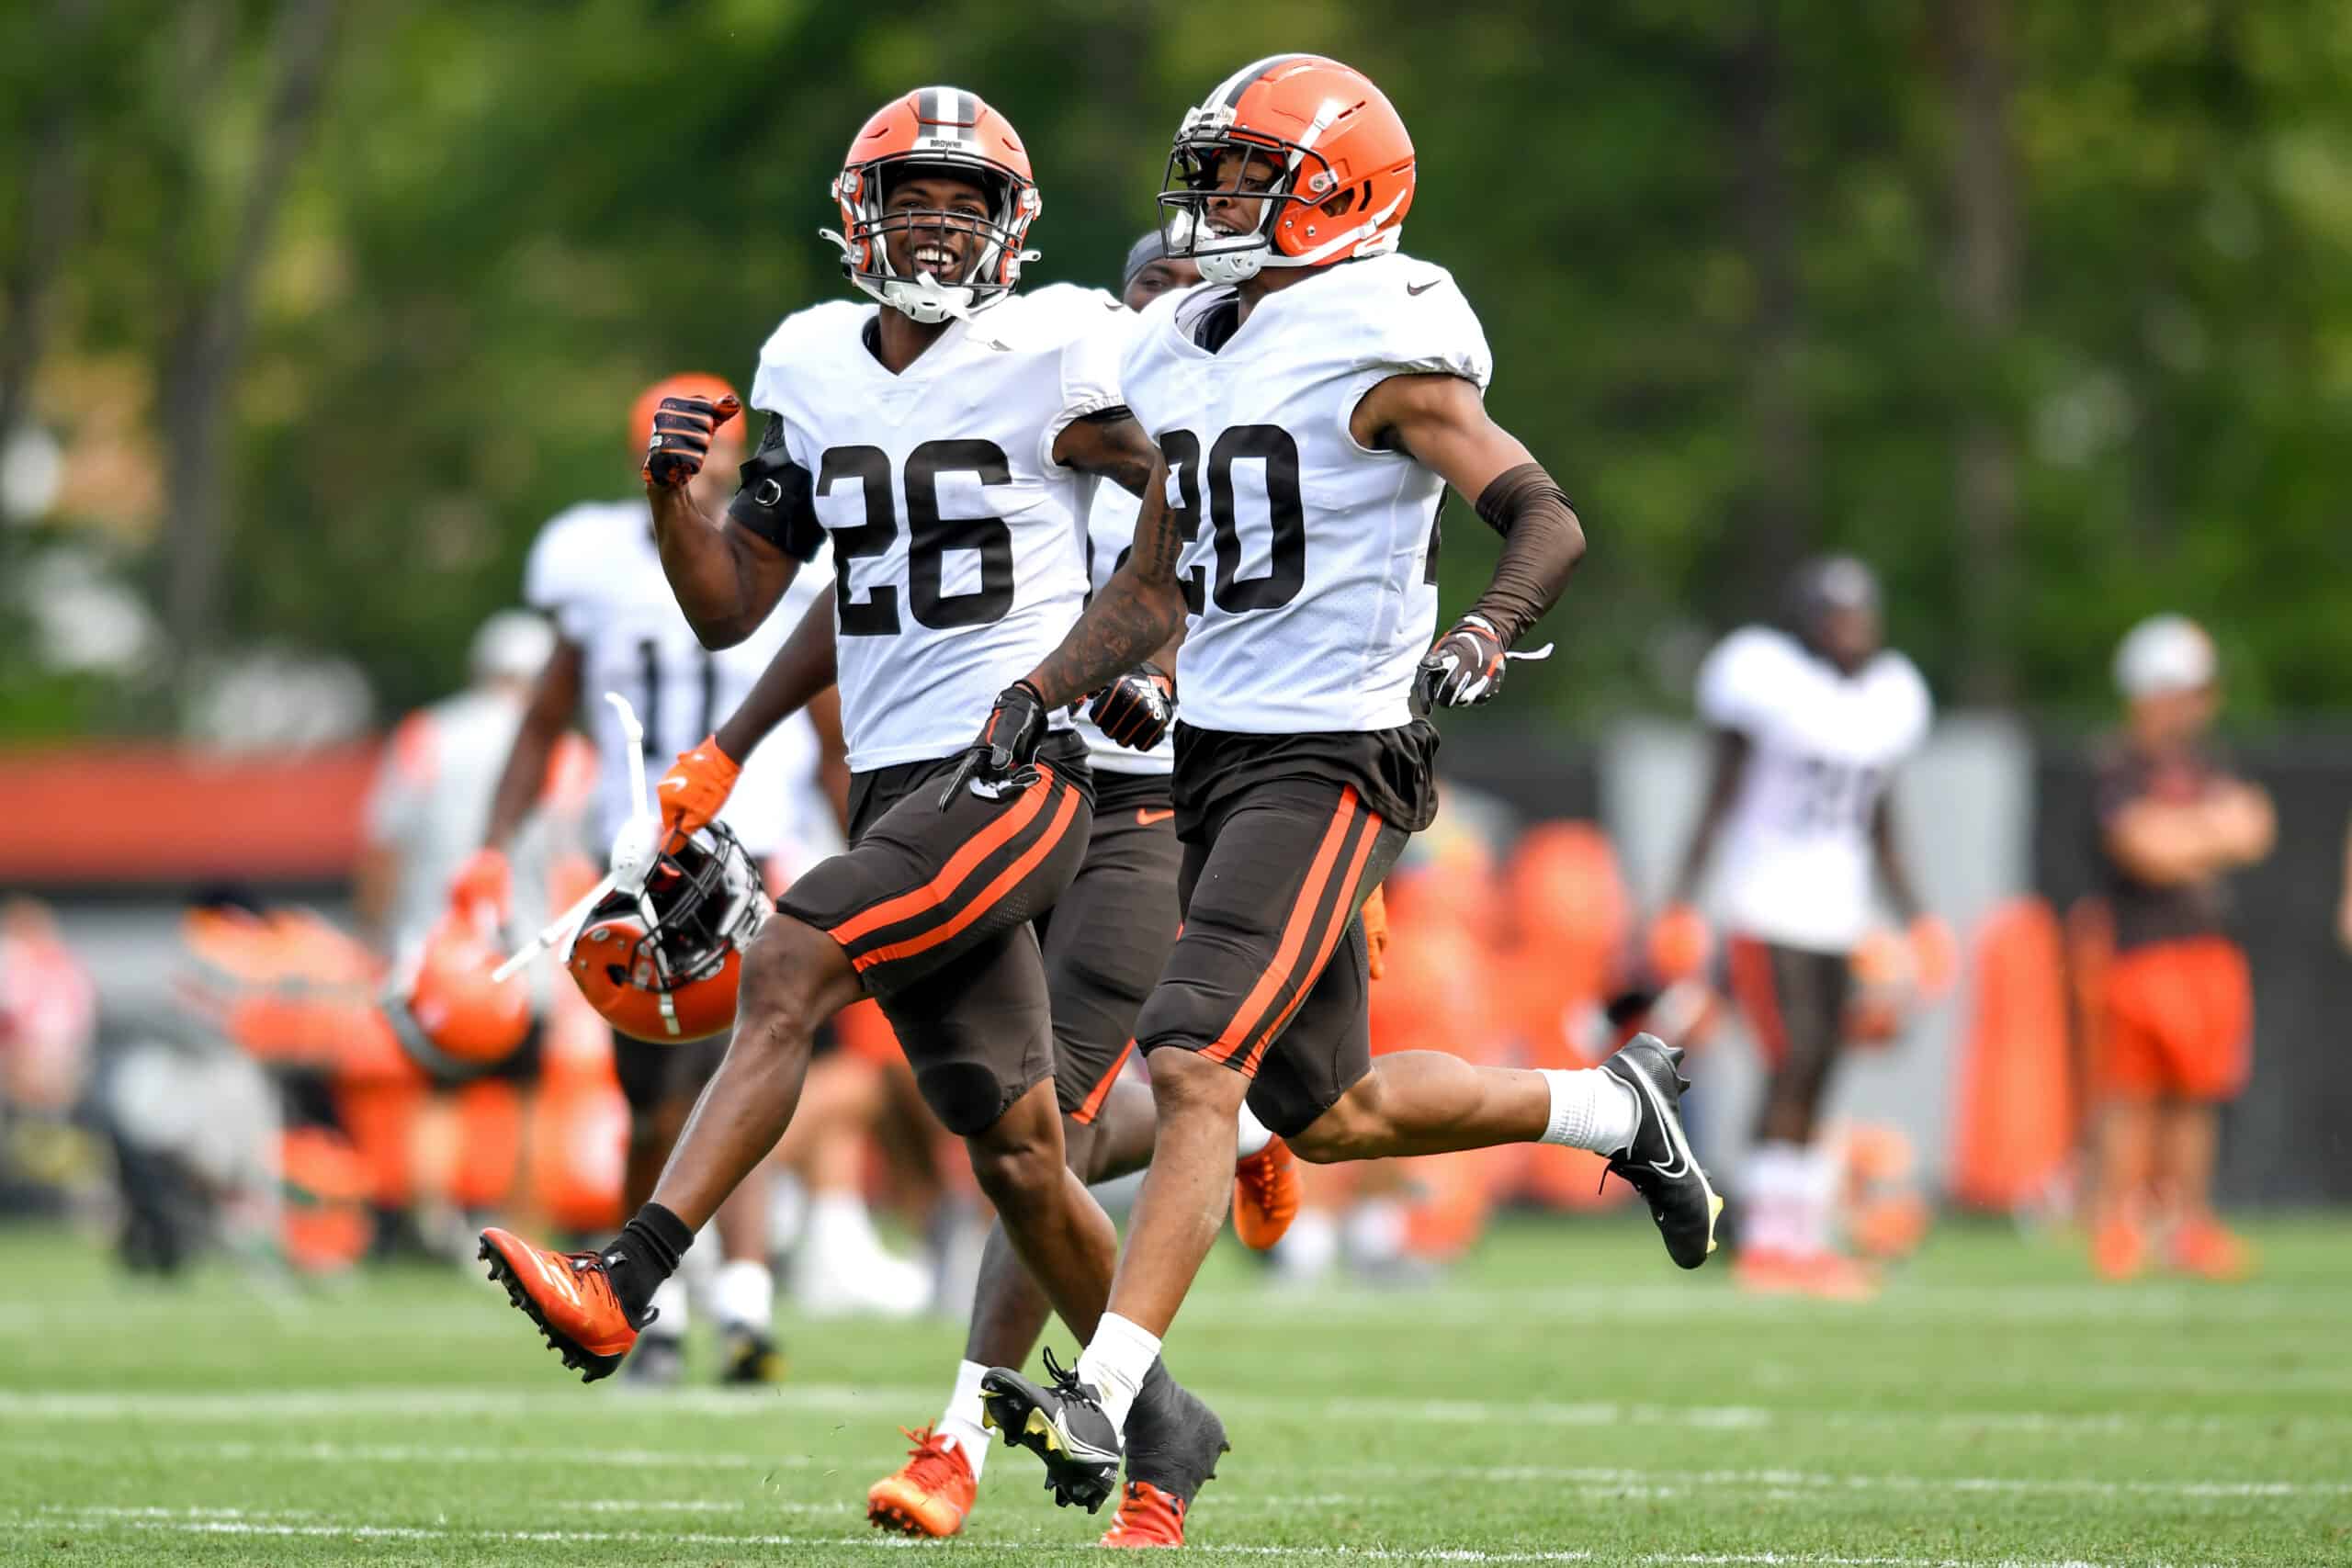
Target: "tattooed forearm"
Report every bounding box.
[1024,569,1187,709]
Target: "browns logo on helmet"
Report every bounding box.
[1159,54,1416,285]
[565,821,765,1043]
[820,85,1041,324]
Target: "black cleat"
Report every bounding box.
[978,1348,1123,1513]
[1123,1359,1228,1506]
[718,1323,784,1385]
[1600,1033,1724,1269]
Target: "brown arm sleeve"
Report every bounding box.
[1464,461,1584,648]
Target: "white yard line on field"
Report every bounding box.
[6,1382,2349,1437]
[1350,1465,2352,1500]
[6,1509,2227,1567]
[0,1437,817,1471]
[13,1450,2338,1508]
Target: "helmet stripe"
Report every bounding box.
[1214,52,1311,108]
[917,86,943,124]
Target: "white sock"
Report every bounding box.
[766,1172,808,1257]
[807,1190,883,1256]
[1273,1207,1340,1282]
[1235,1101,1273,1161]
[1076,1312,1162,1435]
[1537,1067,1641,1155]
[1345,1198,1408,1266]
[711,1259,774,1334]
[646,1277,689,1339]
[937,1359,991,1479]
[1744,1143,1801,1255]
[1793,1142,1840,1257]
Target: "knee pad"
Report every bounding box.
[917,1061,1013,1138]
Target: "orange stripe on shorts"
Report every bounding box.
[1239,803,1384,1076]
[1201,786,1359,1067]
[828,769,1057,947]
[852,780,1083,972]
[1069,1040,1136,1126]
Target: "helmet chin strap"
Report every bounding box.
[821,228,1036,326]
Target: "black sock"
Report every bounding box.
[599,1202,695,1325]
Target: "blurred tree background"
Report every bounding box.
[2,0,2348,741]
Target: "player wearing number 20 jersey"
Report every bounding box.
[1126,246,1486,737]
[967,54,1723,1529]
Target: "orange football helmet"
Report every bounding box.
[565,822,765,1043]
[386,905,536,1080]
[1159,54,1415,284]
[631,373,739,458]
[822,86,1041,323]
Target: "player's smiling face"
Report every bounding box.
[880,169,994,285]
[1201,147,1284,239]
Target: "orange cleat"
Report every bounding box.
[866,1425,978,1538]
[1732,1247,1804,1296]
[2092,1217,2147,1282]
[478,1227,639,1382]
[1791,1251,1880,1303]
[2168,1220,2255,1282]
[1100,1481,1190,1548]
[1233,1136,1300,1250]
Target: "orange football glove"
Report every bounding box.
[448,846,513,923]
[657,734,741,847]
[1908,914,1959,999]
[642,394,741,489]
[1646,903,1713,982]
[1361,884,1390,981]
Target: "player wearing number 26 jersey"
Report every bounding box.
[963,54,1724,1529]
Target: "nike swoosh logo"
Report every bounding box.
[1136,807,1175,826]
[658,779,685,791]
[1623,1067,1692,1179]
[1406,278,1441,296]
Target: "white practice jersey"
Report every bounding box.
[526,499,837,863]
[746,285,1125,773]
[1120,252,1493,734]
[366,686,531,951]
[1697,626,1932,953]
[1075,476,1175,775]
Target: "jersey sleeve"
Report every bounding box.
[522,508,600,646]
[740,303,863,561]
[726,411,825,561]
[1036,287,1134,470]
[1695,626,1799,735]
[1351,264,1495,391]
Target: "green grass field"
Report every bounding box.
[2,1213,2346,1566]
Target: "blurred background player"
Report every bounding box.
[453,374,912,1384]
[1656,555,1950,1299]
[2086,615,2273,1281]
[352,609,575,1255]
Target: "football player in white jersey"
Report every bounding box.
[1655,555,1947,1300]
[952,54,1723,1516]
[476,89,1226,1506]
[453,373,848,1383]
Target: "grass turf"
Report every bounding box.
[1,1213,2347,1566]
